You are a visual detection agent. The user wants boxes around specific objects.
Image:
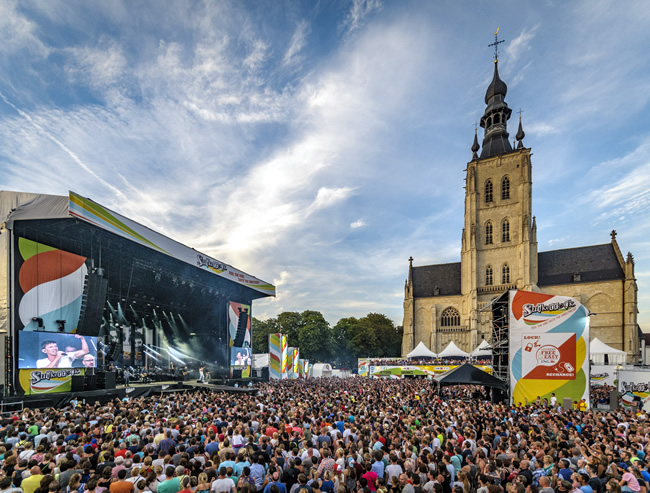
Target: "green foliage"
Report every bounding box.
[253,310,401,366]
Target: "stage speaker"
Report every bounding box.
[102,371,116,390]
[609,389,619,411]
[563,397,573,410]
[234,307,249,347]
[78,272,109,336]
[71,375,85,392]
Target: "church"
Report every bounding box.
[401,58,640,363]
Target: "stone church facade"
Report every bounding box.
[401,61,639,362]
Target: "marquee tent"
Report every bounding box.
[434,363,507,389]
[438,341,469,358]
[590,337,627,364]
[471,339,492,357]
[406,341,437,359]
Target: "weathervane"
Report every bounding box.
[488,27,505,63]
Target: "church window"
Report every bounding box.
[441,307,460,327]
[501,176,510,200]
[486,266,493,286]
[502,264,510,284]
[502,218,510,242]
[485,180,493,203]
[485,221,493,245]
[494,114,500,124]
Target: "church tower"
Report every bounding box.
[460,59,538,346]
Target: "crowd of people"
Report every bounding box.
[0,378,648,493]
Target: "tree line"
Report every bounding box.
[251,311,402,367]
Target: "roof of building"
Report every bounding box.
[412,262,461,297]
[538,243,624,286]
[411,243,624,297]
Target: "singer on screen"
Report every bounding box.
[36,335,89,369]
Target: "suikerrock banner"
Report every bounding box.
[18,368,85,395]
[509,290,589,406]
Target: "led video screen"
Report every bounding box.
[230,346,251,368]
[18,332,98,369]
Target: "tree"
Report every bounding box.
[299,310,332,362]
[251,317,279,353]
[362,313,401,357]
[331,317,358,366]
[277,312,303,348]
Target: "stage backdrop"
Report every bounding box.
[590,365,618,387]
[509,290,590,406]
[15,237,87,333]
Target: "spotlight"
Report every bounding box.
[55,320,66,332]
[31,317,44,329]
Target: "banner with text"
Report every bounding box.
[509,290,589,406]
[618,369,650,413]
[18,368,86,395]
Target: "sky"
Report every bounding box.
[1,0,650,330]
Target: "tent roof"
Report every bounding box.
[590,337,626,355]
[590,337,627,364]
[406,341,437,358]
[434,363,507,389]
[438,341,469,358]
[470,339,492,357]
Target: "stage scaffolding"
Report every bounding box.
[491,291,510,384]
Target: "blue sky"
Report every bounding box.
[1,1,649,329]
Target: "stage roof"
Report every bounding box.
[1,190,275,297]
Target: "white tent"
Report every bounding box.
[406,341,437,359]
[470,339,492,357]
[438,341,469,358]
[590,337,627,364]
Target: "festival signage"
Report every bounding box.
[18,368,85,395]
[618,369,650,412]
[68,192,275,296]
[590,365,618,387]
[368,365,493,378]
[509,290,589,406]
[268,333,287,380]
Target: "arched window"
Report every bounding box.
[501,176,510,200]
[502,218,510,242]
[486,265,493,286]
[441,307,460,327]
[502,264,511,284]
[485,180,493,203]
[485,221,493,245]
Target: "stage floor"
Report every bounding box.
[1,379,257,411]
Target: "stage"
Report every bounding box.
[0,379,257,412]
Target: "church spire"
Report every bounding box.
[479,30,513,159]
[479,60,513,158]
[516,113,525,149]
[471,126,480,159]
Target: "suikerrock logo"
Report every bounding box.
[522,299,576,318]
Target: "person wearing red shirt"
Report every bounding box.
[362,463,378,492]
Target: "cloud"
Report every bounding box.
[342,0,382,34]
[0,1,50,57]
[283,20,310,66]
[350,219,366,229]
[505,25,539,65]
[65,41,127,91]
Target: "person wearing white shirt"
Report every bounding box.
[36,336,89,369]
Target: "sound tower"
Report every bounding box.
[78,271,109,336]
[234,306,249,347]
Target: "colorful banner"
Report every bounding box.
[18,368,85,395]
[15,237,87,333]
[69,192,275,296]
[368,365,493,377]
[509,290,589,407]
[292,348,300,377]
[358,359,370,377]
[268,333,287,380]
[618,369,650,413]
[590,365,618,387]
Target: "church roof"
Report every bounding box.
[412,262,461,297]
[538,243,624,286]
